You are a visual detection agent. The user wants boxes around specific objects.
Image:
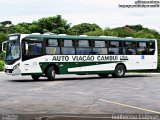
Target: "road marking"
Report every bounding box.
[99,99,160,114]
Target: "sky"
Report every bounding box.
[0,0,159,32]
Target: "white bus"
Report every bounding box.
[2,33,158,80]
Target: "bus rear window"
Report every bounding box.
[137,42,148,55]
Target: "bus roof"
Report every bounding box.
[25,34,155,42]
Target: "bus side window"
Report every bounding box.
[76,40,92,54]
[149,42,155,55]
[62,40,75,54]
[46,39,60,55]
[93,41,108,55]
[124,41,136,55]
[108,41,125,55]
[137,42,148,55]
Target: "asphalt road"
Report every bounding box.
[0,72,160,116]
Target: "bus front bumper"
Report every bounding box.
[4,68,21,75]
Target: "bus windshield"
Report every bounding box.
[6,40,20,60]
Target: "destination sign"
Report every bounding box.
[8,36,19,40]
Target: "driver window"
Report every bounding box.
[24,42,43,55]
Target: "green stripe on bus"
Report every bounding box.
[21,73,43,76]
[39,61,122,74]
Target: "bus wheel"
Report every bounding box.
[98,73,109,78]
[31,75,40,80]
[47,66,56,80]
[112,65,125,78]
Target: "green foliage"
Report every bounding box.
[104,28,119,36]
[10,22,31,34]
[0,21,13,33]
[125,24,143,31]
[134,30,155,38]
[36,15,70,34]
[68,23,101,35]
[109,27,134,37]
[0,52,5,60]
[85,29,104,36]
[0,60,4,71]
[135,30,159,39]
[5,15,70,34]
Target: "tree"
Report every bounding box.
[68,23,102,35]
[134,28,159,39]
[111,27,134,37]
[104,28,119,36]
[6,15,71,34]
[0,21,13,33]
[85,29,104,36]
[10,22,31,34]
[125,24,143,32]
[36,15,70,34]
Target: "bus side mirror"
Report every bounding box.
[2,41,7,52]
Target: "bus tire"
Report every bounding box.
[47,66,56,80]
[98,73,109,78]
[112,65,125,78]
[31,75,40,80]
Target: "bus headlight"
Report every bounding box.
[13,63,20,70]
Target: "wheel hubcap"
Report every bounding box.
[51,70,55,77]
[118,68,123,76]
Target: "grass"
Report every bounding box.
[0,60,4,71]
